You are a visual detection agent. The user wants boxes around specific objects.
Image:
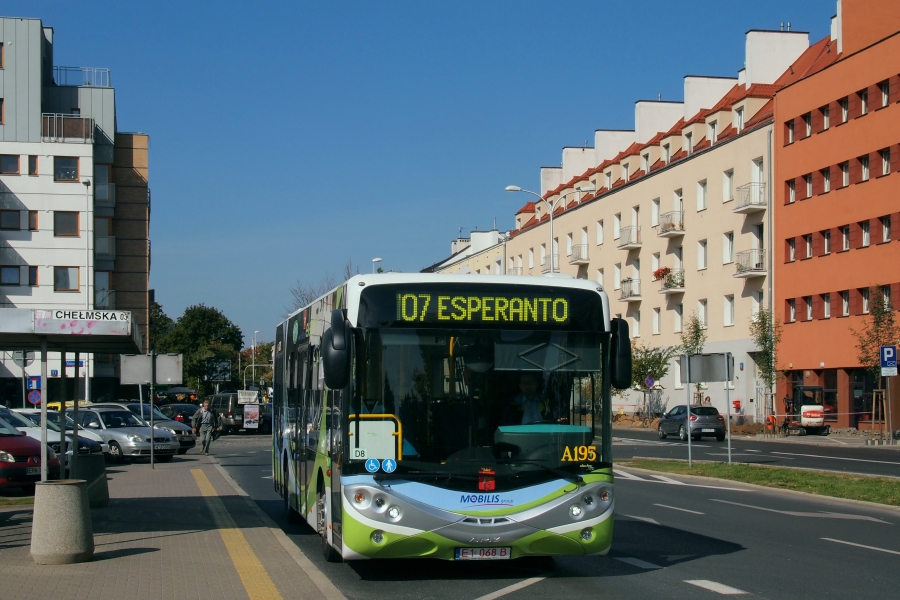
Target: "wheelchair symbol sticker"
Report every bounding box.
[365,458,380,473]
[381,458,396,473]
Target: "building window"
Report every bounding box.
[53,267,80,291]
[698,239,707,270]
[597,269,604,288]
[862,288,870,313]
[642,153,650,173]
[54,212,80,237]
[788,179,796,203]
[724,295,735,326]
[788,299,796,322]
[736,108,744,132]
[723,169,734,202]
[0,210,19,230]
[805,296,813,321]
[861,221,870,247]
[596,220,604,244]
[882,216,891,242]
[842,225,850,251]
[685,132,693,155]
[651,198,660,226]
[883,285,892,309]
[653,308,661,335]
[821,168,830,193]
[788,238,796,261]
[859,89,868,115]
[605,172,612,189]
[823,293,831,318]
[803,113,811,137]
[860,155,869,181]
[880,80,890,108]
[709,120,718,144]
[663,144,670,164]
[821,105,830,129]
[0,155,20,174]
[842,291,850,316]
[28,155,38,176]
[623,163,630,182]
[804,234,812,258]
[1,266,20,286]
[613,214,621,239]
[786,121,795,143]
[674,303,683,332]
[841,162,849,186]
[528,249,534,269]
[54,157,80,181]
[752,290,764,315]
[697,180,707,211]
[633,311,641,337]
[614,263,621,289]
[28,210,38,231]
[823,229,831,254]
[840,97,849,123]
[881,148,891,175]
[28,266,38,286]
[723,232,734,263]
[805,174,812,198]
[698,299,708,328]
[566,233,573,256]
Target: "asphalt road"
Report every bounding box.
[613,426,900,478]
[212,435,900,599]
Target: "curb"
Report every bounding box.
[617,462,900,514]
[209,457,346,600]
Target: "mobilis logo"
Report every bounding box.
[459,494,513,506]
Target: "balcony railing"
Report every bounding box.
[734,249,766,278]
[734,183,767,213]
[619,279,641,301]
[95,236,116,260]
[53,66,111,87]
[507,267,523,276]
[94,183,116,208]
[657,269,685,294]
[569,244,589,264]
[42,113,94,143]
[658,211,685,237]
[617,226,641,249]
[95,289,116,309]
[540,254,559,273]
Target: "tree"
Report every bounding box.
[287,259,357,313]
[749,308,783,389]
[630,341,681,389]
[240,341,274,388]
[852,286,899,379]
[149,301,174,350]
[680,312,707,393]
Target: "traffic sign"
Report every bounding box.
[381,458,397,473]
[644,376,655,389]
[27,376,41,390]
[364,458,380,473]
[881,345,897,377]
[27,390,41,405]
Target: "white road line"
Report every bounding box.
[744,449,761,453]
[613,469,646,480]
[685,580,747,595]
[473,577,546,600]
[711,499,890,523]
[615,557,663,569]
[614,469,750,492]
[822,538,900,556]
[654,503,704,515]
[650,474,685,485]
[770,451,900,466]
[621,514,660,525]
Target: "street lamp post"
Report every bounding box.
[82,178,92,402]
[505,184,596,273]
[372,257,383,273]
[252,330,259,388]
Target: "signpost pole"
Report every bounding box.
[59,349,67,479]
[150,351,156,469]
[40,339,48,482]
[72,351,80,479]
[685,355,692,468]
[20,351,27,409]
[725,353,732,465]
[881,345,897,444]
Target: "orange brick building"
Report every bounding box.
[774,0,900,430]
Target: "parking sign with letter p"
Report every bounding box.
[881,345,897,376]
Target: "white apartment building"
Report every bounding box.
[0,17,150,405]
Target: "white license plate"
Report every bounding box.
[455,547,511,560]
[154,444,171,451]
[26,467,40,475]
[701,428,716,432]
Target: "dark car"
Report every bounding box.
[0,416,61,492]
[658,405,726,441]
[159,404,200,427]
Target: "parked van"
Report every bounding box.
[210,392,242,434]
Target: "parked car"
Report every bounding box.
[0,407,102,463]
[658,405,726,441]
[91,402,196,455]
[210,393,244,434]
[16,408,110,454]
[0,415,60,491]
[66,407,177,463]
[257,403,272,435]
[159,403,200,427]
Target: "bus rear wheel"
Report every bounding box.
[283,464,300,524]
[317,483,342,562]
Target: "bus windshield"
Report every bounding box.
[345,328,608,487]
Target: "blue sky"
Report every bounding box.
[6,1,833,344]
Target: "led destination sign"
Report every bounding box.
[396,293,569,324]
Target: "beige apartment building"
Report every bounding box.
[433,29,832,420]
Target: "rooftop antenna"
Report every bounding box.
[780,22,784,31]
[658,94,662,101]
[787,22,791,31]
[492,216,497,230]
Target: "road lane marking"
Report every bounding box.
[650,475,685,485]
[621,514,660,525]
[654,503,704,515]
[685,580,747,595]
[613,469,646,480]
[711,499,891,523]
[822,538,900,555]
[614,468,750,492]
[615,557,662,569]
[744,449,761,453]
[769,451,900,466]
[191,469,284,600]
[473,577,546,600]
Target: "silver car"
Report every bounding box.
[16,408,110,454]
[68,407,177,462]
[91,402,196,454]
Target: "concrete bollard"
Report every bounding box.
[71,454,109,508]
[30,479,94,564]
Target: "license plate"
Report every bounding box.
[154,444,171,451]
[701,428,715,432]
[26,467,39,475]
[455,547,511,560]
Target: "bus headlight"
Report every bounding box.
[570,505,583,518]
[371,530,384,544]
[581,528,593,540]
[387,506,401,520]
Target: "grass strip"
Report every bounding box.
[0,496,34,507]
[618,458,900,507]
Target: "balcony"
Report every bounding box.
[569,244,590,265]
[94,183,116,209]
[658,211,685,238]
[657,269,685,294]
[540,254,559,274]
[95,236,116,260]
[53,66,111,87]
[507,267,523,276]
[617,226,642,250]
[95,290,116,309]
[734,249,766,278]
[733,183,766,213]
[41,114,94,143]
[618,279,642,302]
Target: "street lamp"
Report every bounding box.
[505,184,596,273]
[372,257,383,273]
[82,179,92,403]
[252,330,259,386]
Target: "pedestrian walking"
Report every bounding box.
[191,399,221,455]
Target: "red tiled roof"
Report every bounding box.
[515,202,535,215]
[692,137,710,151]
[639,132,665,151]
[773,37,838,87]
[745,98,774,127]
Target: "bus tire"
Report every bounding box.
[283,462,301,524]
[317,477,342,563]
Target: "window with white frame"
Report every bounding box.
[697,179,707,211]
[723,169,734,202]
[605,172,612,189]
[860,89,868,115]
[566,233,573,256]
[613,214,621,239]
[736,108,744,132]
[882,148,891,175]
[840,97,848,122]
[633,311,641,337]
[651,198,660,226]
[642,153,650,173]
[685,132,692,155]
[709,120,718,144]
[882,216,891,242]
[698,299,708,328]
[823,230,831,254]
[788,298,796,322]
[528,248,534,269]
[822,105,830,129]
[651,252,660,273]
[674,303,683,332]
[596,220,604,244]
[540,244,546,263]
[805,174,812,197]
[517,254,522,269]
[841,162,849,186]
[842,226,850,250]
[862,288,870,313]
[822,168,830,192]
[805,296,813,320]
[724,295,735,326]
[787,121,795,143]
[674,357,684,389]
[752,290,763,315]
[653,308,661,335]
[614,263,621,289]
[803,113,811,136]
[788,238,796,261]
[881,80,890,107]
[597,268,604,287]
[788,179,796,203]
[823,293,831,318]
[623,163,630,182]
[663,144,670,164]
[842,291,850,316]
[581,226,588,246]
[861,221,870,247]
[697,239,707,270]
[723,232,734,263]
[882,285,892,309]
[805,234,812,258]
[861,155,870,181]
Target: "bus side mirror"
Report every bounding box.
[323,309,351,389]
[609,317,632,389]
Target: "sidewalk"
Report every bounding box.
[0,453,343,600]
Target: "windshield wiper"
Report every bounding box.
[497,459,583,483]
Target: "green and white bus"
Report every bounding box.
[273,273,631,561]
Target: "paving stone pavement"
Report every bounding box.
[0,452,328,600]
